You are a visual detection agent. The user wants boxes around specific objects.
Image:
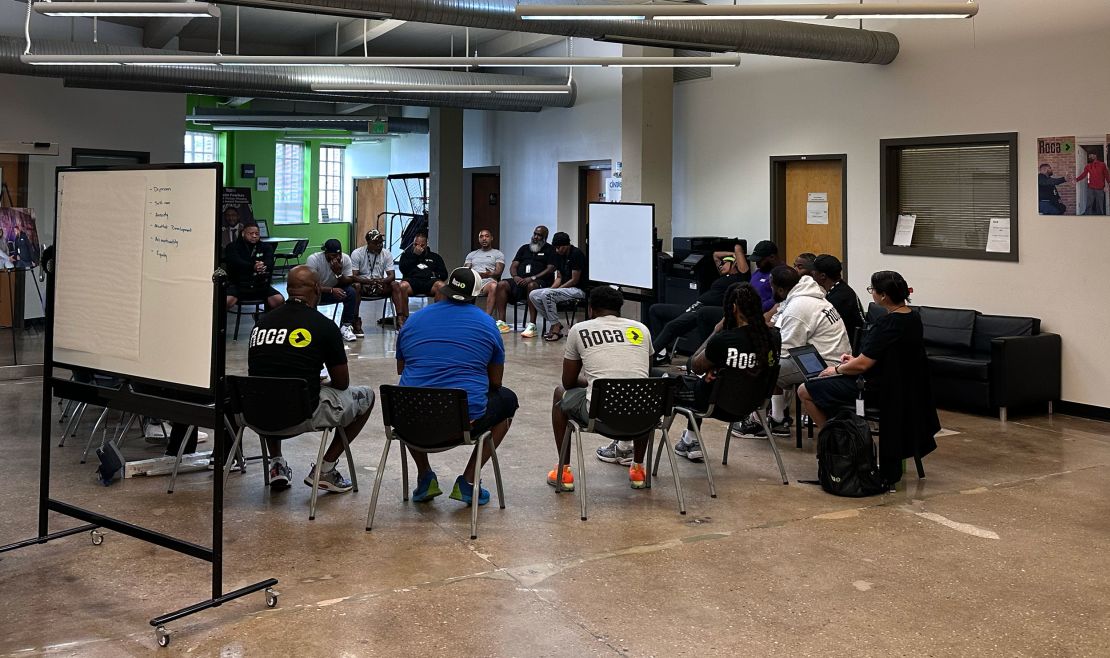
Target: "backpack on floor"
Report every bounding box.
[816,410,886,497]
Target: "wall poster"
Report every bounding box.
[1038,135,1109,216]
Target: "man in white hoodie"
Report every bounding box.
[736,265,850,436]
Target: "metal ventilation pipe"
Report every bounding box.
[0,37,576,111]
[217,0,900,64]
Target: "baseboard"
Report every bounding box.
[1055,401,1110,422]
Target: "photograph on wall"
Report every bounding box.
[0,207,41,269]
[1038,135,1109,216]
[220,186,255,247]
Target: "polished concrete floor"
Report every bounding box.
[2,300,1109,656]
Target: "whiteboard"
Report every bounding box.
[588,202,654,289]
[52,166,219,391]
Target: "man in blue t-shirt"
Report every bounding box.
[395,267,519,506]
[748,240,780,314]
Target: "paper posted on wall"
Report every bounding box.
[893,214,916,246]
[985,218,1011,253]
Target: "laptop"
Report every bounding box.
[255,219,270,238]
[787,345,837,381]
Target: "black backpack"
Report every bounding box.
[816,410,887,497]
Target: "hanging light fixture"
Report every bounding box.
[516,2,979,21]
[19,54,741,68]
[309,83,574,95]
[33,1,221,18]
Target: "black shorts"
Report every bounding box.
[228,284,281,301]
[803,375,859,413]
[408,278,439,297]
[507,278,550,303]
[471,386,520,436]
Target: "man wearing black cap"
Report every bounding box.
[394,231,448,328]
[649,243,749,366]
[350,228,395,335]
[305,238,359,341]
[526,232,587,340]
[395,267,519,506]
[811,254,865,349]
[748,240,780,313]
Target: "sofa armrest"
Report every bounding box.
[989,333,1061,408]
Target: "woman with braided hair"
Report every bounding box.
[671,282,782,462]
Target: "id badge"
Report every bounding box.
[855,398,866,416]
[524,264,532,275]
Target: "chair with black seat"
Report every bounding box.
[556,378,685,520]
[225,375,358,520]
[717,364,789,484]
[272,238,309,278]
[366,385,505,540]
[229,296,269,341]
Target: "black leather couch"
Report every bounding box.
[867,304,1061,420]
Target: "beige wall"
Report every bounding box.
[673,1,1110,407]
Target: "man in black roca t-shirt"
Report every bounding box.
[247,265,375,492]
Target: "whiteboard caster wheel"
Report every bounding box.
[156,626,171,647]
[265,588,279,608]
[90,530,104,546]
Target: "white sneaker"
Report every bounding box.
[197,430,209,444]
[521,322,538,338]
[340,324,357,342]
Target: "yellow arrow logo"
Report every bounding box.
[625,327,644,345]
[289,328,312,348]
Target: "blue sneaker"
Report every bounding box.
[449,475,490,506]
[412,470,442,502]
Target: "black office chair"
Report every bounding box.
[229,296,269,341]
[367,385,505,540]
[273,238,309,277]
[717,364,789,484]
[225,375,358,520]
[556,378,685,520]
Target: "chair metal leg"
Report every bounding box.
[309,429,331,521]
[722,423,734,466]
[221,427,245,490]
[167,425,196,494]
[62,402,88,445]
[673,408,716,498]
[756,409,789,485]
[337,428,358,492]
[644,432,653,490]
[470,436,484,540]
[914,455,926,479]
[555,425,573,494]
[365,437,392,531]
[1048,400,1054,416]
[233,306,243,341]
[224,417,246,474]
[652,428,665,477]
[999,406,1008,423]
[400,444,410,501]
[81,408,110,464]
[573,425,588,521]
[658,428,687,515]
[113,413,138,451]
[795,392,803,449]
[488,440,506,510]
[259,434,272,486]
[59,401,81,446]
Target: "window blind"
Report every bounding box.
[897,144,1011,250]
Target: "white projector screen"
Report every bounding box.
[588,202,655,289]
[52,165,219,390]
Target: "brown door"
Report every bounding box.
[471,173,501,250]
[354,177,386,243]
[578,167,609,249]
[783,160,845,263]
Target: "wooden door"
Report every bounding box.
[784,160,844,262]
[578,168,608,249]
[354,177,386,243]
[471,173,501,250]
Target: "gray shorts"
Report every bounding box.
[777,358,805,388]
[279,386,375,435]
[559,387,591,425]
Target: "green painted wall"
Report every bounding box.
[186,95,353,261]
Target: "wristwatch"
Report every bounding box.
[834,364,841,374]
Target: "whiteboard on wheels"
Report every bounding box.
[588,202,654,289]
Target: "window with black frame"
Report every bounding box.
[880,133,1018,262]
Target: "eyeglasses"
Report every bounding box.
[866,286,875,293]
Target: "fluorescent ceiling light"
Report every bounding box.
[516,2,978,21]
[33,1,221,18]
[310,83,573,95]
[20,54,740,68]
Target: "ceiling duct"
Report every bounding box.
[215,0,899,64]
[2,37,576,112]
[188,108,431,133]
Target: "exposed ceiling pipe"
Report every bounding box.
[1,37,576,112]
[188,109,431,133]
[214,0,900,64]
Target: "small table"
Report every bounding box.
[261,237,302,245]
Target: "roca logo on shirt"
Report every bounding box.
[579,327,635,349]
[249,326,312,348]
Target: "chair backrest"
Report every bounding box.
[709,363,781,420]
[291,239,310,257]
[226,375,316,433]
[587,378,673,438]
[379,385,473,448]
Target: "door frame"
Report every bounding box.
[769,154,848,270]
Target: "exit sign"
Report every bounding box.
[369,120,388,135]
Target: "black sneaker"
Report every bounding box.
[651,352,671,367]
[732,419,766,438]
[769,417,792,437]
[269,459,292,490]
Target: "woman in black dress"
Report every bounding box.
[798,270,939,482]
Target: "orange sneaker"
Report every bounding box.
[546,465,574,491]
[629,464,647,489]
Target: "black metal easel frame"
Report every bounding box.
[0,163,277,648]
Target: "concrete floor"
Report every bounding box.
[2,300,1109,656]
